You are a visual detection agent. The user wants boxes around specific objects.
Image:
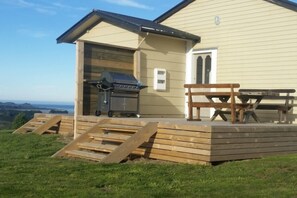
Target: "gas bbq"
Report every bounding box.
[88,71,147,117]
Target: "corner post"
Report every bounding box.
[74,40,84,139]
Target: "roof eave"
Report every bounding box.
[57,9,201,45]
[57,10,100,44]
[57,10,143,44]
[264,0,297,12]
[140,26,201,43]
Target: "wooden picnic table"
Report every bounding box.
[238,89,296,123]
[184,84,248,123]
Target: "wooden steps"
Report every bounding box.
[53,119,158,163]
[77,142,117,153]
[98,124,142,133]
[13,115,62,134]
[65,150,106,162]
[89,133,130,142]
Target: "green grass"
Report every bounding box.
[1,130,297,197]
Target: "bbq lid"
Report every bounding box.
[100,71,138,85]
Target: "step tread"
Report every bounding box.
[98,124,142,133]
[28,121,45,125]
[23,126,36,130]
[89,133,130,142]
[44,129,57,134]
[78,142,117,153]
[65,150,106,161]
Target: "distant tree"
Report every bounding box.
[12,112,29,129]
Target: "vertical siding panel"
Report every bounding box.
[82,44,134,116]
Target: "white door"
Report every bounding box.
[191,50,217,118]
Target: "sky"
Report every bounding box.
[1,0,297,104]
[0,0,181,104]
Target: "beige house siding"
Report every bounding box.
[79,21,139,49]
[161,0,297,89]
[138,34,187,117]
[75,21,189,117]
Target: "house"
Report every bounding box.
[58,0,297,120]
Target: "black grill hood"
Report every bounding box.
[87,71,147,91]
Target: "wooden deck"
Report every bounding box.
[21,114,297,165]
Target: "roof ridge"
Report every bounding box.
[155,0,297,24]
[154,0,195,23]
[264,0,297,12]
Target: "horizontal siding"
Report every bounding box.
[139,34,186,117]
[79,21,139,49]
[161,0,297,92]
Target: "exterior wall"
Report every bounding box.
[161,0,297,89]
[139,34,187,117]
[79,21,139,49]
[75,22,189,118]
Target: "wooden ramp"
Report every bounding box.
[13,115,62,135]
[53,119,158,163]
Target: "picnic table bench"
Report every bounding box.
[184,83,248,124]
[184,84,296,124]
[238,89,296,123]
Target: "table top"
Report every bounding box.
[238,89,296,101]
[239,89,296,96]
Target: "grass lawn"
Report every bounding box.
[0,130,297,197]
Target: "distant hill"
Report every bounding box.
[0,102,40,110]
[0,102,68,130]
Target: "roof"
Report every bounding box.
[154,0,297,23]
[265,0,297,11]
[57,10,200,44]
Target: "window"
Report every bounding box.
[205,55,211,84]
[196,56,203,84]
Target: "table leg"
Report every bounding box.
[208,96,230,122]
[218,112,228,121]
[210,110,219,121]
[210,110,227,121]
[278,110,289,124]
[251,112,260,123]
[239,109,244,123]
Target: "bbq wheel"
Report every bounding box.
[95,110,101,116]
[107,111,113,117]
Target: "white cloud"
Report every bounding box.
[103,0,153,10]
[17,28,49,38]
[52,2,87,12]
[16,0,35,8]
[6,0,57,15]
[2,0,87,15]
[35,7,56,15]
